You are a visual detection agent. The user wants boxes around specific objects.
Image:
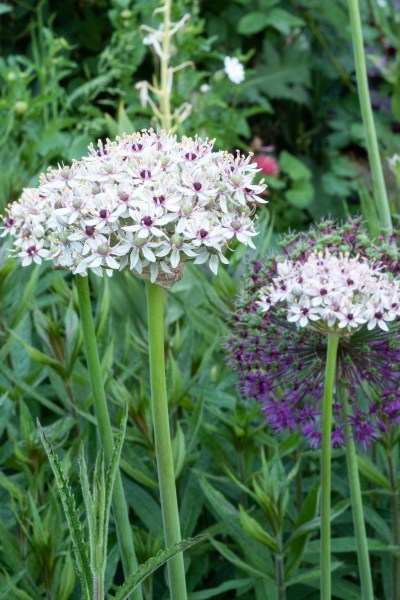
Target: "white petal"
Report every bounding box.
[142,246,156,262]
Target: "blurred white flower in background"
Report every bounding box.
[223,56,245,85]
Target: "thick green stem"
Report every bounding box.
[146,281,187,600]
[320,335,339,600]
[94,574,104,600]
[76,275,142,600]
[387,446,400,600]
[348,0,392,232]
[343,399,374,600]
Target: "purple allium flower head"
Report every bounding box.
[227,218,400,448]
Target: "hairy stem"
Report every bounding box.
[146,281,187,600]
[76,275,142,600]
[320,335,339,600]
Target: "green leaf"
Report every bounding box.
[210,539,275,583]
[356,454,391,490]
[110,536,207,600]
[0,522,42,600]
[239,506,278,552]
[57,553,76,600]
[237,12,271,34]
[280,151,312,181]
[189,578,253,599]
[119,458,158,489]
[38,421,93,599]
[286,481,320,578]
[263,8,305,35]
[306,537,392,555]
[9,330,66,375]
[245,40,310,102]
[172,422,186,480]
[285,179,314,208]
[358,185,380,237]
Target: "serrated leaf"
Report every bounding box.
[110,536,207,600]
[104,407,128,555]
[38,421,93,599]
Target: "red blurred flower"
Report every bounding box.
[253,155,279,177]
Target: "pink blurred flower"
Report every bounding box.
[253,155,279,178]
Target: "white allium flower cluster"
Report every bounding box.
[258,252,400,334]
[2,130,266,285]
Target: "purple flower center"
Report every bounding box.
[198,228,208,239]
[347,278,354,286]
[193,182,202,192]
[374,311,383,320]
[99,209,108,219]
[140,169,151,179]
[301,307,309,315]
[27,245,37,256]
[132,143,143,152]
[85,225,95,237]
[320,288,328,295]
[6,218,14,227]
[141,216,153,227]
[153,195,165,205]
[347,313,354,320]
[185,152,197,161]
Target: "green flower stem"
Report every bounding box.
[146,281,187,600]
[342,399,374,600]
[76,275,142,600]
[387,445,400,600]
[347,0,392,232]
[94,575,104,600]
[320,335,339,600]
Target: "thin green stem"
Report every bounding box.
[320,335,339,600]
[342,398,374,600]
[347,0,392,232]
[76,275,142,600]
[146,281,187,600]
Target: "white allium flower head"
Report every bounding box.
[258,251,400,335]
[3,130,266,286]
[223,56,245,85]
